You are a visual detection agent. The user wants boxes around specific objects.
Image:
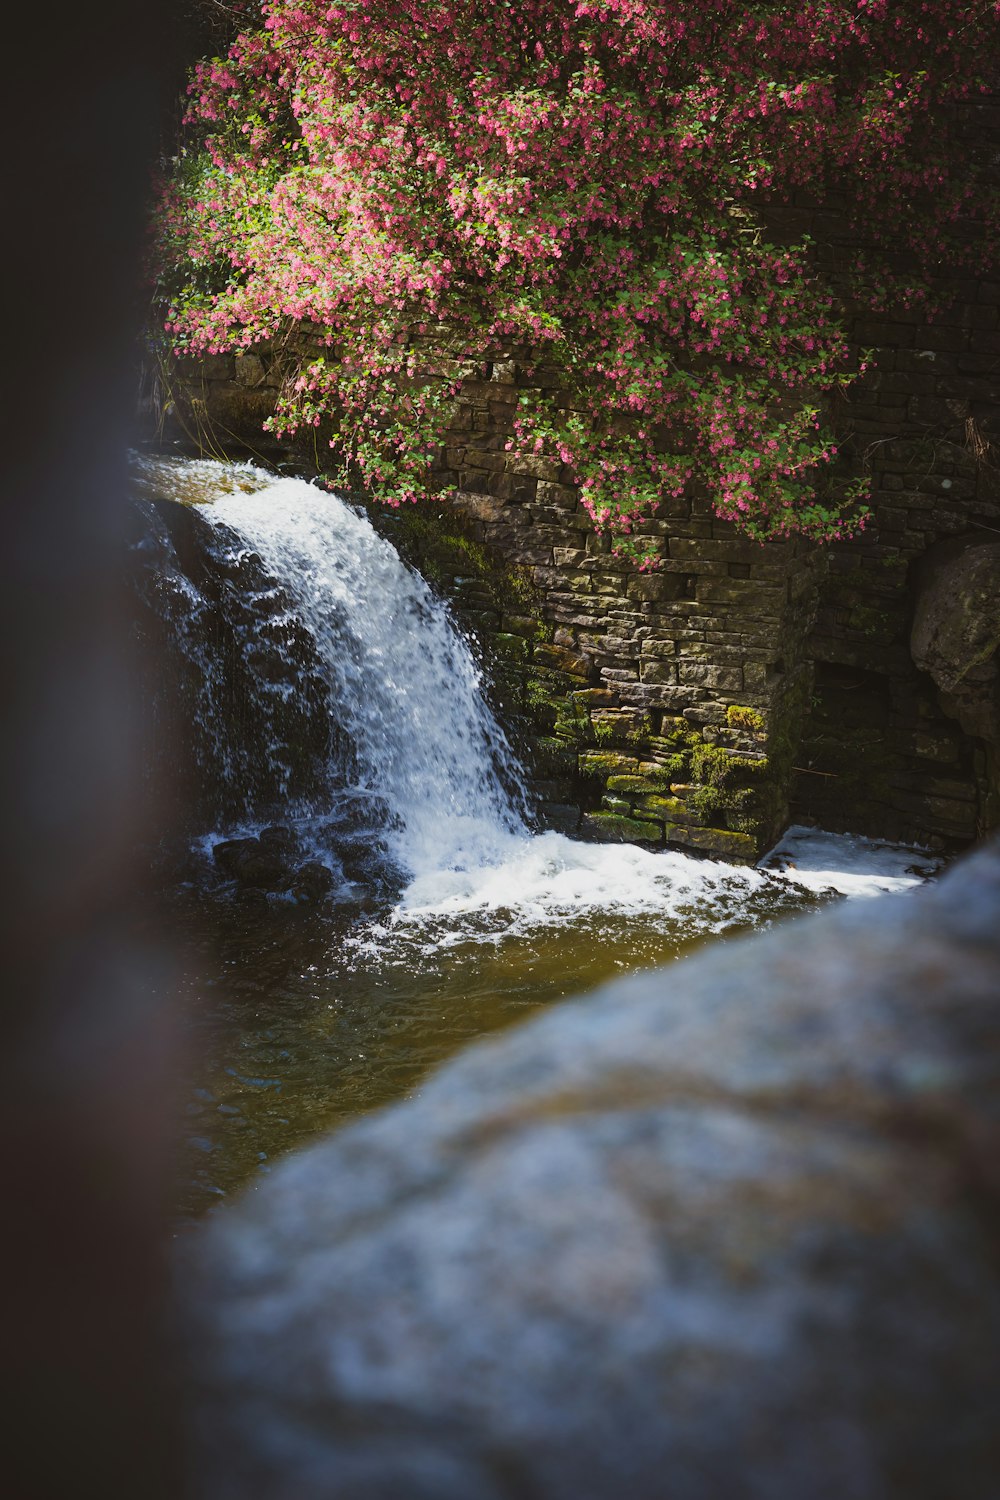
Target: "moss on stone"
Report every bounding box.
[690,741,769,788]
[726,705,766,735]
[680,826,759,862]
[493,632,531,662]
[533,738,578,778]
[579,751,642,779]
[581,812,663,844]
[634,793,691,821]
[376,504,540,616]
[606,772,673,794]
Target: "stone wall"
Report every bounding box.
[787,276,1000,845]
[763,94,1000,847]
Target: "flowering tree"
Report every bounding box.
[155,0,999,559]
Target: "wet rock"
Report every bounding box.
[258,825,298,853]
[211,838,259,877]
[183,840,1000,1500]
[127,487,339,829]
[212,838,293,890]
[289,861,335,903]
[536,801,581,834]
[337,836,407,897]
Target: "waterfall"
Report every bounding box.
[131,454,923,949]
[131,454,528,880]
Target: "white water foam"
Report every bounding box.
[759,824,944,897]
[368,829,780,941]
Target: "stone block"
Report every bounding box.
[677,662,744,692]
[535,481,578,508]
[634,793,695,822]
[639,661,677,686]
[536,803,581,834]
[580,811,663,843]
[233,353,266,386]
[533,642,591,677]
[627,574,688,602]
[606,773,672,795]
[678,825,760,860]
[578,751,641,779]
[506,453,564,482]
[463,448,507,472]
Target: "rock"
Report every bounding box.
[210,838,260,878]
[289,860,335,902]
[183,840,1000,1500]
[910,537,1000,743]
[674,824,759,860]
[579,810,662,843]
[535,802,581,834]
[211,837,293,890]
[258,825,298,852]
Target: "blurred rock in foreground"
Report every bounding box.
[183,840,1000,1500]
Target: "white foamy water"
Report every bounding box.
[351,830,791,955]
[759,824,944,897]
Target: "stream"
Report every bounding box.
[129,454,940,1219]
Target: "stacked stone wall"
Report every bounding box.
[760,92,1000,847]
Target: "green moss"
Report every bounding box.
[525,677,561,731]
[579,751,641,778]
[492,632,530,662]
[681,826,759,862]
[634,793,689,820]
[533,737,578,778]
[726,705,766,734]
[648,751,688,779]
[581,812,663,844]
[690,741,769,788]
[607,772,672,794]
[375,504,539,615]
[689,785,722,820]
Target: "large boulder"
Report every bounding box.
[183,842,1000,1500]
[910,537,1000,744]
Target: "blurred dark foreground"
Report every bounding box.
[1,6,187,1496]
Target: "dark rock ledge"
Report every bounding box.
[183,840,1000,1500]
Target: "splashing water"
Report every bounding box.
[197,465,529,878]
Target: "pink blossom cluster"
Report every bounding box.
[153,0,1000,553]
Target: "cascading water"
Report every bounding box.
[199,467,531,879]
[132,451,530,888]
